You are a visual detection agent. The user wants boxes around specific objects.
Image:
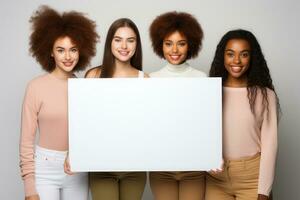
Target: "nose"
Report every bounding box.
[65,51,71,60]
[121,40,127,49]
[172,44,178,53]
[233,55,241,64]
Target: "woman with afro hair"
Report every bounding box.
[149,11,206,77]
[149,11,207,200]
[19,6,98,200]
[206,29,280,200]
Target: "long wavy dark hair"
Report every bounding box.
[100,18,142,78]
[209,29,280,116]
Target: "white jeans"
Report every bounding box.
[35,146,89,200]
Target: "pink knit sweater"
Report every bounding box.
[19,74,69,196]
[222,87,278,195]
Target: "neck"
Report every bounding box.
[115,59,133,70]
[225,76,247,87]
[166,62,189,72]
[114,59,136,74]
[51,67,73,80]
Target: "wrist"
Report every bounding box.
[257,194,269,200]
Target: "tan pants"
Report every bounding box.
[150,171,206,200]
[89,172,146,200]
[206,154,260,200]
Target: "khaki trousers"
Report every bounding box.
[206,153,261,200]
[89,172,146,200]
[150,171,206,200]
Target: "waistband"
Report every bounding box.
[35,145,68,161]
[224,152,260,166]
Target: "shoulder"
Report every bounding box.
[23,74,49,100]
[255,87,278,115]
[149,67,166,77]
[144,73,150,78]
[85,66,101,78]
[29,74,49,84]
[189,67,207,77]
[26,74,49,90]
[259,87,278,122]
[138,70,150,78]
[265,88,277,105]
[266,88,276,97]
[257,87,276,101]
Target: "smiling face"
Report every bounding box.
[111,26,137,64]
[224,39,251,85]
[163,31,188,65]
[51,36,79,74]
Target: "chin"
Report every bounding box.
[63,68,75,72]
[117,57,131,63]
[167,60,179,65]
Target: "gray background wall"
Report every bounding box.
[0,0,299,199]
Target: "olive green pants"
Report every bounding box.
[89,172,146,200]
[150,171,206,200]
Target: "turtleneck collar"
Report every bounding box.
[166,62,190,73]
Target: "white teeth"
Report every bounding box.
[231,66,242,73]
[119,51,129,56]
[64,62,73,67]
[170,55,180,60]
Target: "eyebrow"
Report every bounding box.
[225,49,250,52]
[55,46,77,49]
[164,39,187,42]
[113,36,136,39]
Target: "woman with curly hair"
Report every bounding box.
[19,6,98,200]
[83,18,147,200]
[206,29,280,200]
[149,11,207,200]
[149,11,206,77]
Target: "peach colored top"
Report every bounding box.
[19,74,69,196]
[223,87,278,196]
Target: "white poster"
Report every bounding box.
[68,78,222,172]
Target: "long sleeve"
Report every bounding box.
[19,82,39,196]
[258,91,278,196]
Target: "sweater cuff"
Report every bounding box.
[24,177,37,197]
[258,188,270,197]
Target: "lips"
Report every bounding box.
[230,65,243,73]
[63,62,74,67]
[169,55,181,61]
[118,50,130,56]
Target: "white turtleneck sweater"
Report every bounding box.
[149,62,207,77]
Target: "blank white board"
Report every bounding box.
[68,78,222,172]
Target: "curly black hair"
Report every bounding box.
[149,11,203,60]
[29,5,99,72]
[209,29,280,116]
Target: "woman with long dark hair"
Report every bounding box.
[65,18,147,200]
[85,18,146,78]
[206,29,280,200]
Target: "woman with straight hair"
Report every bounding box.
[206,29,279,200]
[65,18,147,200]
[20,5,98,200]
[85,18,146,78]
